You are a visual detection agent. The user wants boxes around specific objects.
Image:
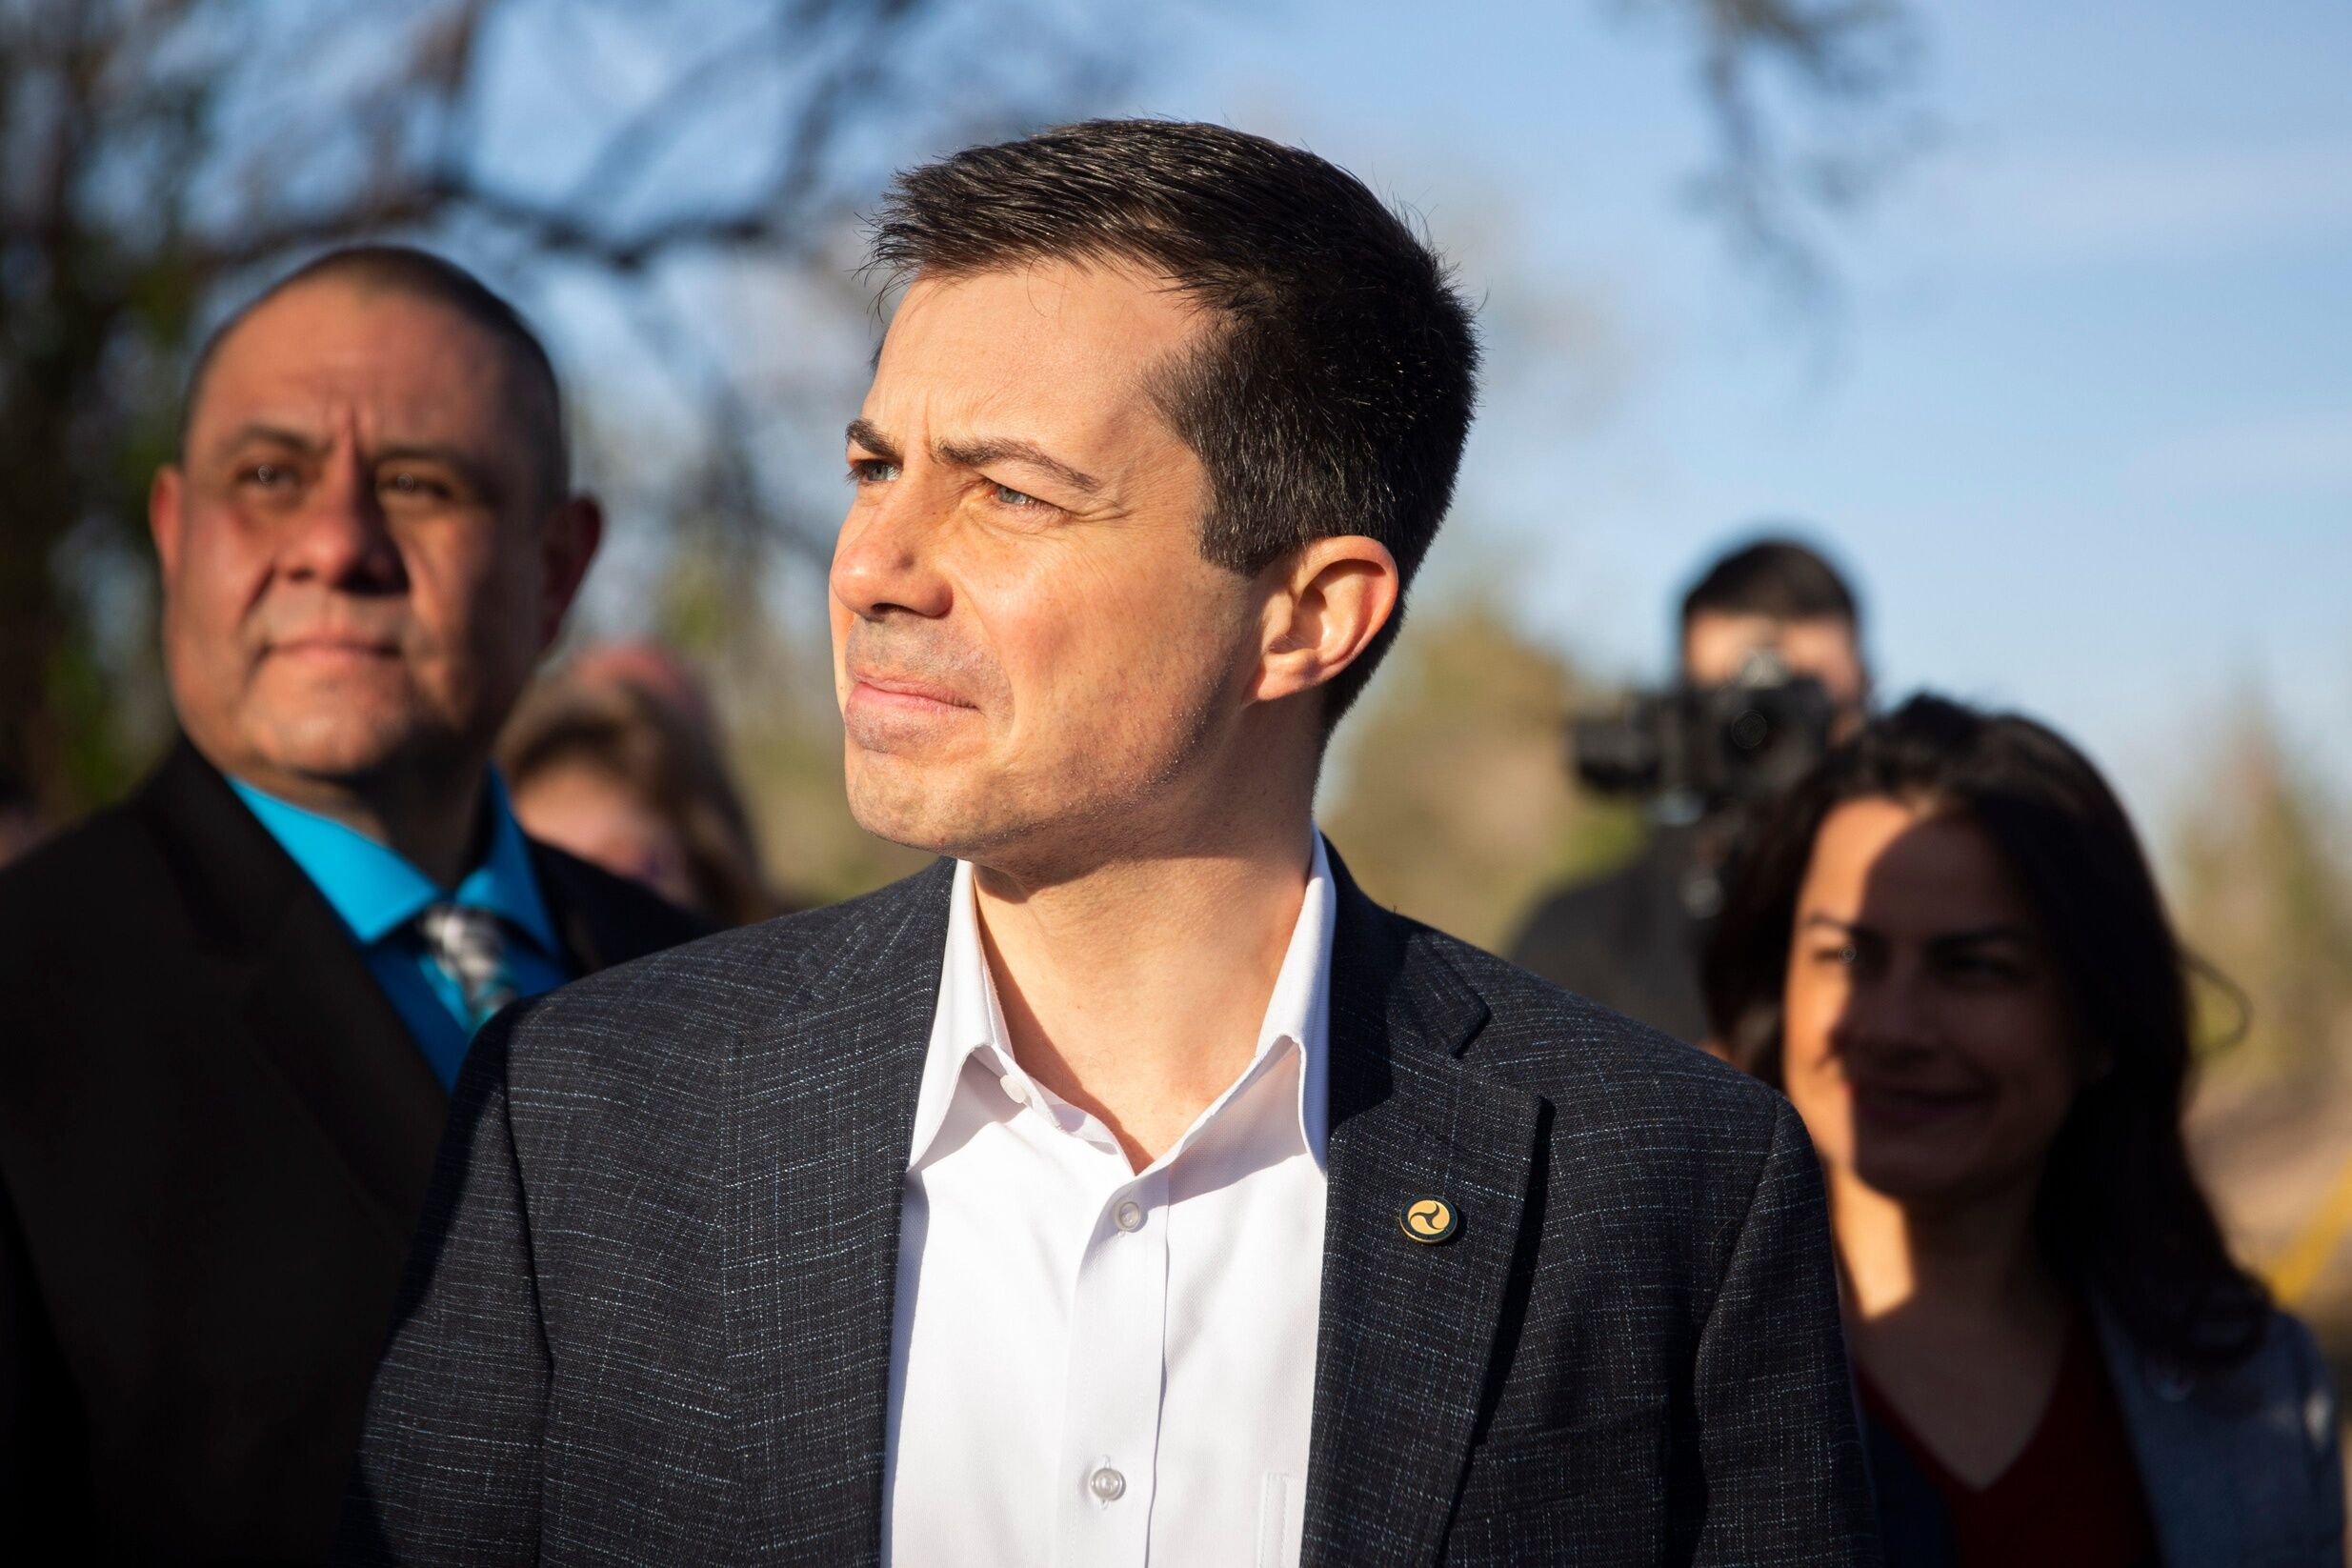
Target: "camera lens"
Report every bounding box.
[1729,709,1771,752]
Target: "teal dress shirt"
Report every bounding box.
[229,773,573,1089]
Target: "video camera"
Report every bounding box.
[1571,651,1837,815]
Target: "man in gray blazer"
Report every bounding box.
[344,120,1880,1567]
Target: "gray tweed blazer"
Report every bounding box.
[339,854,1880,1566]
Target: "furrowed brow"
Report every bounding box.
[934,435,1103,498]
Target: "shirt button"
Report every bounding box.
[1115,1199,1144,1233]
[1088,1465,1127,1502]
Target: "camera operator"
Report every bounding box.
[1509,536,1870,1045]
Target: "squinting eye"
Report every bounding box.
[378,470,454,499]
[241,463,292,488]
[849,459,899,484]
[993,484,1039,508]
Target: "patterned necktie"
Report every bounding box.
[414,903,517,1023]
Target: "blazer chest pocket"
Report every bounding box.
[1445,1418,1664,1567]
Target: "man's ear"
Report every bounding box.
[149,466,184,580]
[535,493,604,649]
[1252,535,1400,706]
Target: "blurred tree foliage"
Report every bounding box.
[2173,705,2352,1079]
[1318,595,1644,952]
[1650,0,1928,300]
[3,0,1923,841]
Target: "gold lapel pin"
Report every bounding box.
[1399,1196,1458,1244]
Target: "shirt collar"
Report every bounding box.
[905,829,1337,1173]
[229,770,560,955]
[1269,829,1336,1160]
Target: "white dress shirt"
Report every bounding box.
[881,836,1336,1568]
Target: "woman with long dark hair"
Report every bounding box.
[1705,693,2342,1566]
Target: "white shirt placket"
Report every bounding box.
[1052,1166,1172,1567]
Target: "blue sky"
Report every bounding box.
[1115,0,2352,825]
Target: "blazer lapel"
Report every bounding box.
[141,742,449,1243]
[1303,865,1546,1568]
[2089,1296,2299,1568]
[728,860,955,1566]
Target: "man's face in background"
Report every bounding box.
[151,280,597,804]
[1683,610,1870,740]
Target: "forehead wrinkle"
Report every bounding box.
[192,286,560,502]
[203,395,500,473]
[862,375,1138,482]
[865,276,1211,519]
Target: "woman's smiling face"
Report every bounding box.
[1780,795,2091,1212]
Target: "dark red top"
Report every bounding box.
[1858,1309,2159,1568]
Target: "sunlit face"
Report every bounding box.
[1684,611,1868,736]
[151,280,596,803]
[829,261,1262,865]
[1781,796,2090,1212]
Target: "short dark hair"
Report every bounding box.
[868,119,1481,730]
[178,244,569,507]
[1703,694,2268,1369]
[1680,536,1859,632]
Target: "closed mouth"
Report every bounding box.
[270,636,399,658]
[848,672,975,710]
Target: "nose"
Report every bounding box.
[1830,961,1937,1066]
[279,450,404,593]
[829,480,952,624]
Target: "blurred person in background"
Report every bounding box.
[0,245,705,1562]
[1513,535,1870,1045]
[500,650,786,926]
[1705,694,2342,1566]
[567,637,722,734]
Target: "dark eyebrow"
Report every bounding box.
[934,435,1103,498]
[210,422,326,462]
[1799,913,2036,947]
[845,418,902,464]
[1927,925,2038,950]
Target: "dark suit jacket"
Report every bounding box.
[0,741,707,1565]
[342,854,1880,1566]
